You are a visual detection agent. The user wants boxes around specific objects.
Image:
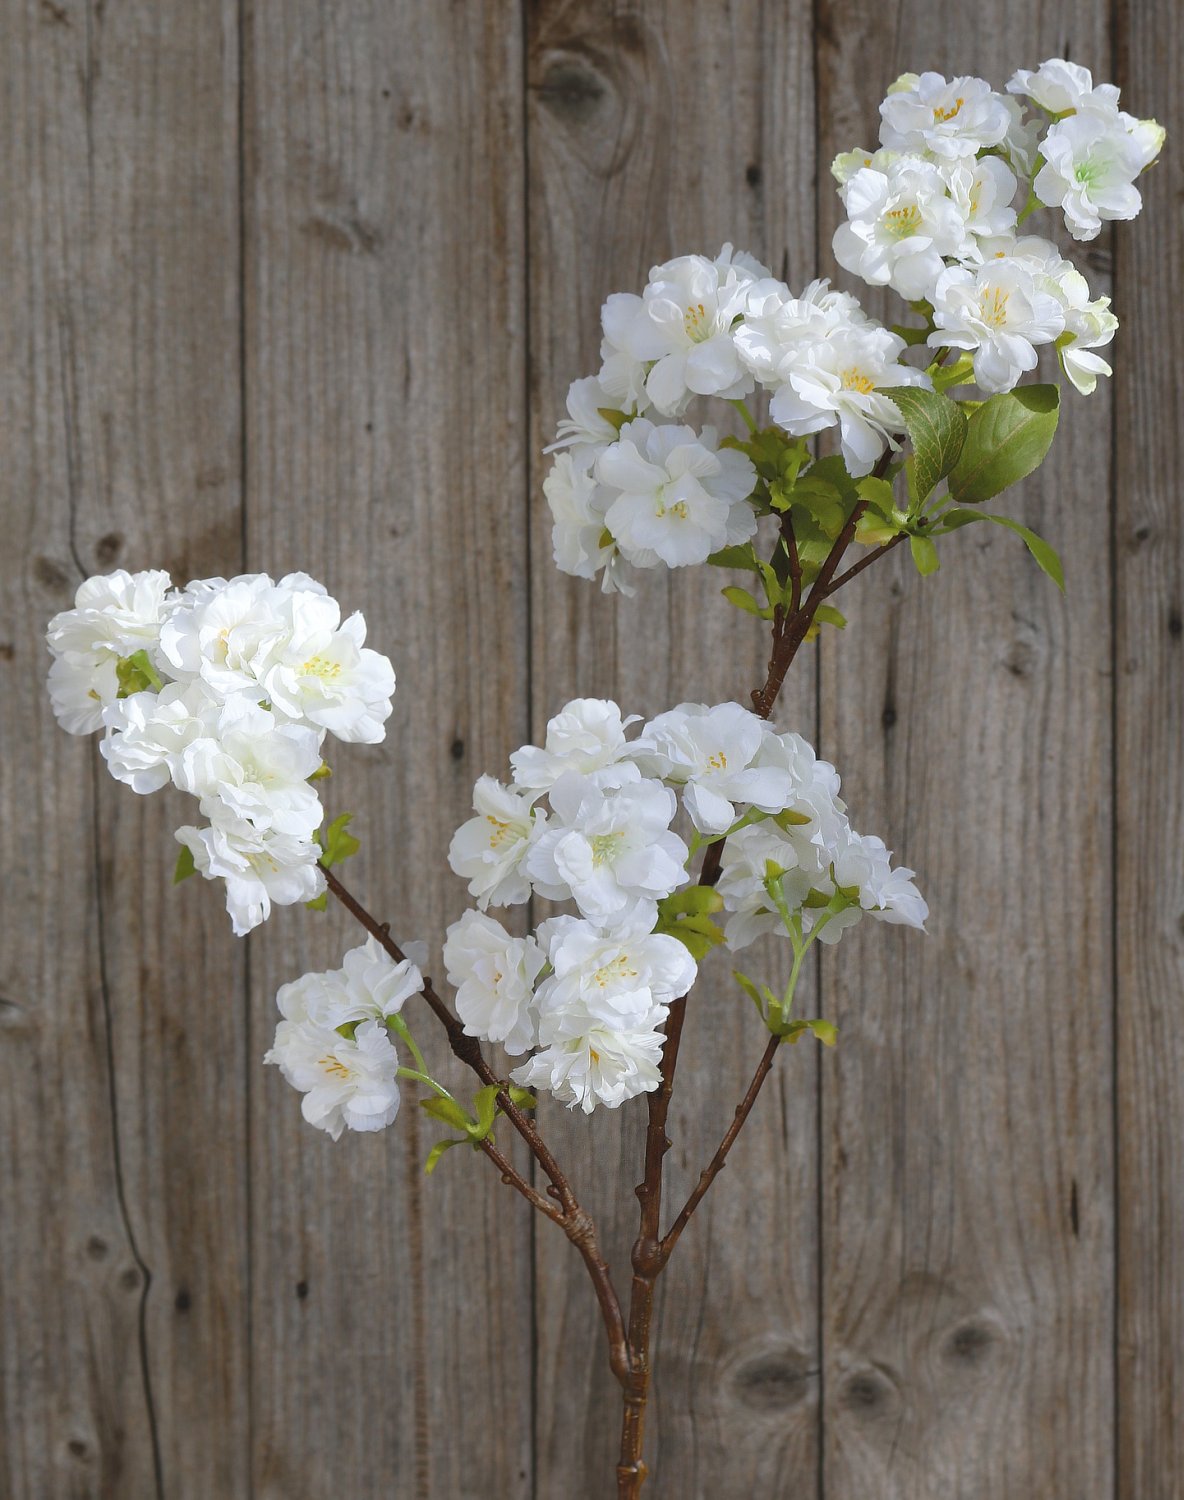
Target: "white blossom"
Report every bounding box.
[543,448,634,595]
[630,701,795,834]
[546,375,630,453]
[448,776,544,909]
[172,697,325,838]
[1006,58,1115,117]
[442,909,544,1055]
[525,767,688,929]
[260,592,396,744]
[768,323,932,476]
[47,650,120,735]
[831,146,902,185]
[716,824,818,950]
[833,158,968,300]
[929,259,1065,392]
[100,680,221,793]
[274,937,423,1032]
[991,234,1119,394]
[943,156,1019,254]
[175,815,324,936]
[537,914,697,1015]
[511,1019,666,1114]
[47,567,175,664]
[595,419,757,569]
[510,698,639,794]
[879,71,1012,159]
[735,278,870,389]
[1035,103,1164,241]
[265,1014,401,1140]
[600,245,768,416]
[158,572,289,700]
[830,827,929,934]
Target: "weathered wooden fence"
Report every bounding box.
[1,1,1181,1495]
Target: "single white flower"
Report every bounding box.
[537,914,697,1017]
[715,824,817,950]
[442,909,544,1055]
[830,827,928,932]
[543,448,634,595]
[595,419,757,569]
[769,323,931,476]
[943,156,1019,255]
[448,776,544,909]
[601,245,768,415]
[261,591,396,744]
[175,815,324,935]
[47,650,121,735]
[596,348,652,414]
[1035,104,1163,241]
[928,259,1065,393]
[511,1019,666,1114]
[525,768,688,929]
[879,72,1012,159]
[999,95,1042,179]
[546,376,630,454]
[735,278,870,389]
[1006,58,1113,117]
[274,937,423,1034]
[265,1015,401,1140]
[100,679,221,793]
[993,234,1119,394]
[158,573,290,699]
[173,697,325,839]
[510,698,640,793]
[47,567,176,664]
[753,728,848,873]
[833,158,968,301]
[630,701,795,834]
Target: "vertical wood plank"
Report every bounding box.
[242,3,533,1496]
[525,3,819,1493]
[815,5,1117,1497]
[0,2,247,1497]
[1115,0,1184,1492]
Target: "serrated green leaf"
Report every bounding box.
[172,844,197,885]
[707,543,761,572]
[879,384,967,507]
[316,811,361,869]
[909,535,940,576]
[939,508,1064,590]
[947,385,1060,505]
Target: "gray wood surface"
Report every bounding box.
[0,1,1179,1497]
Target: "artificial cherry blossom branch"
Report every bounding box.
[319,862,632,1381]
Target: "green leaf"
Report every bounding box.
[707,543,761,572]
[308,762,333,782]
[931,352,976,393]
[732,969,767,1019]
[812,603,847,630]
[316,811,361,869]
[721,585,767,619]
[424,1137,467,1175]
[879,385,967,507]
[506,1086,537,1111]
[939,508,1065,590]
[947,385,1060,505]
[597,406,631,433]
[656,887,727,959]
[304,891,328,911]
[909,535,940,576]
[659,886,726,919]
[172,844,197,885]
[420,1096,474,1132]
[115,648,164,698]
[806,1018,838,1047]
[470,1084,500,1141]
[773,808,812,829]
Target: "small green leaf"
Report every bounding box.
[316,811,361,869]
[813,603,847,630]
[707,543,761,572]
[420,1096,474,1132]
[470,1084,500,1141]
[659,886,726,919]
[806,1018,838,1046]
[424,1137,467,1175]
[939,508,1064,590]
[308,762,333,782]
[909,535,940,576]
[773,808,812,829]
[597,406,630,433]
[732,969,766,1017]
[879,385,967,507]
[115,649,164,698]
[507,1086,537,1111]
[172,844,197,885]
[721,585,767,618]
[656,887,727,959]
[947,385,1060,505]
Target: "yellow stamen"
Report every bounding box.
[933,97,965,123]
[841,368,875,395]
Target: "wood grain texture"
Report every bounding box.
[524,3,820,1493]
[241,3,533,1497]
[816,5,1118,1497]
[1115,0,1184,1493]
[0,2,247,1497]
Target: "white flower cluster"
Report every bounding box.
[264,937,425,1139]
[445,697,926,1112]
[45,568,396,934]
[543,246,932,593]
[832,62,1162,394]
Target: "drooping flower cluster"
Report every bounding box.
[264,937,425,1139]
[445,697,926,1112]
[832,62,1161,393]
[45,568,396,934]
